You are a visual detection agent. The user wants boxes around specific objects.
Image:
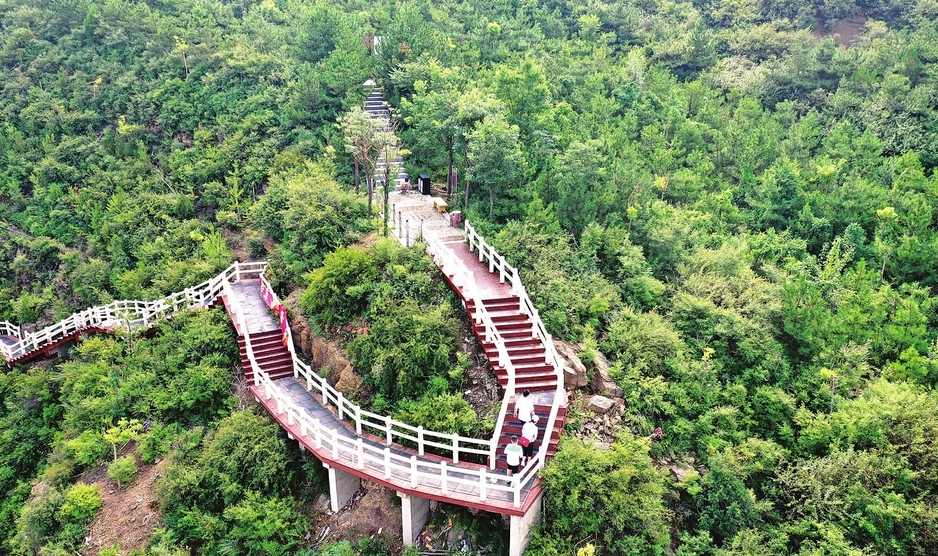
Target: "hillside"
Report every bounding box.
[2,0,938,555]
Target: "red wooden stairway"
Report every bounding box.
[467,297,558,392]
[493,403,567,471]
[237,330,294,385]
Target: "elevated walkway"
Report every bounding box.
[0,264,256,366]
[1,217,564,555]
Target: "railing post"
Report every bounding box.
[385,416,393,445]
[452,433,459,463]
[417,426,425,456]
[337,392,344,420]
[441,461,448,494]
[355,407,363,436]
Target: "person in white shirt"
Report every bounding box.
[514,389,535,425]
[504,435,523,477]
[521,415,539,465]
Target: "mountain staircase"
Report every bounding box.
[237,329,294,385]
[363,83,407,188]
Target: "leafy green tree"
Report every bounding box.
[697,455,760,544]
[349,300,459,404]
[251,162,370,282]
[338,107,385,203]
[301,245,378,328]
[103,418,143,463]
[219,491,308,556]
[157,410,298,551]
[553,139,606,237]
[466,113,523,220]
[534,432,670,555]
[108,455,138,489]
[394,392,484,438]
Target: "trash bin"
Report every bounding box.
[450,210,462,227]
[418,174,431,196]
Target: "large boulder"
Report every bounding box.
[334,364,362,395]
[555,340,589,388]
[311,336,351,378]
[586,395,616,414]
[589,350,623,398]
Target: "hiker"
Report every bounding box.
[504,435,523,478]
[514,389,535,425]
[521,415,538,466]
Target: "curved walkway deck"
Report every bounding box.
[1,215,566,554]
[223,276,542,515]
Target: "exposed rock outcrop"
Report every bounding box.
[587,395,616,414]
[589,350,622,398]
[555,340,589,389]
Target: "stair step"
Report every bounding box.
[498,424,560,437]
[496,379,557,391]
[507,403,567,415]
[484,300,521,311]
[482,314,530,325]
[507,355,549,366]
[492,450,558,469]
[494,363,555,374]
[478,324,532,337]
[482,338,542,350]
[485,346,545,359]
[241,344,286,357]
[248,354,292,368]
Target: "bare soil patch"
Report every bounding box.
[814,12,868,47]
[82,448,167,555]
[308,482,404,552]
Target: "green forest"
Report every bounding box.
[1,0,938,554]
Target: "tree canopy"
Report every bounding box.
[1,0,938,553]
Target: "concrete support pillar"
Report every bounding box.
[397,492,431,546]
[509,490,543,556]
[323,463,360,512]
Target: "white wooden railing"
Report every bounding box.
[255,362,542,507]
[244,270,540,507]
[0,321,21,338]
[253,264,497,465]
[464,220,567,477]
[0,261,268,363]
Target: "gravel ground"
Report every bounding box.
[388,191,465,245]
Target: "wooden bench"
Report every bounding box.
[431,197,448,213]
